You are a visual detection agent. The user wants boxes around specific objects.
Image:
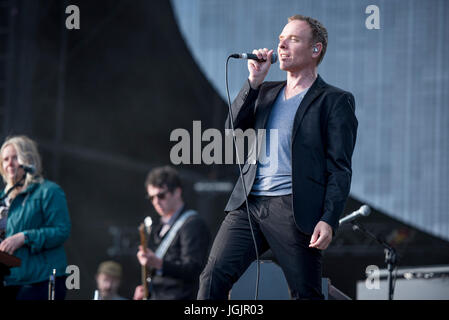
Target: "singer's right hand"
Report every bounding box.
[248,48,274,89]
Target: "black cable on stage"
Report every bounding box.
[225,55,260,300]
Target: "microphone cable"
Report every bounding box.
[225,55,260,300]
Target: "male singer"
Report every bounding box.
[198,15,358,299]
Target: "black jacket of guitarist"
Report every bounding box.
[148,206,210,300]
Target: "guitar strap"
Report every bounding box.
[154,210,198,259]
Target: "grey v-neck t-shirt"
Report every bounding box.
[251,86,309,196]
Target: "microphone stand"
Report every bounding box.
[351,222,397,300]
[48,269,56,300]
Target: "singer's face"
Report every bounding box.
[278,20,315,72]
[1,144,24,184]
[147,185,181,217]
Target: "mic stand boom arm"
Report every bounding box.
[351,222,397,300]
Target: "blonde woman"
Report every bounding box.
[0,135,71,300]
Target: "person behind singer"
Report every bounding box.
[197,15,358,299]
[134,166,210,300]
[0,135,71,300]
[94,260,127,300]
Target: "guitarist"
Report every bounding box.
[134,166,210,300]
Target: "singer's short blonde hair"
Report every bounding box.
[0,135,43,188]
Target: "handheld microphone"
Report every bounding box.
[230,52,278,64]
[339,205,371,225]
[19,164,36,174]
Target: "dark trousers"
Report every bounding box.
[2,276,67,300]
[197,194,324,300]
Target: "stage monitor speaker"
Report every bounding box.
[229,260,351,300]
[229,260,290,300]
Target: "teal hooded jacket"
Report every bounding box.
[2,179,71,286]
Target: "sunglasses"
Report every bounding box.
[148,191,168,202]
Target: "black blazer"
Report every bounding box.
[224,75,358,235]
[148,207,210,299]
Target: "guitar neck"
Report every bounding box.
[138,223,149,299]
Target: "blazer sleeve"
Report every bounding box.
[320,92,358,234]
[225,79,259,131]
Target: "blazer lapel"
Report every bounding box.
[292,75,326,140]
[243,82,284,165]
[254,81,285,130]
[156,206,185,240]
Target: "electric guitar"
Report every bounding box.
[138,216,153,300]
